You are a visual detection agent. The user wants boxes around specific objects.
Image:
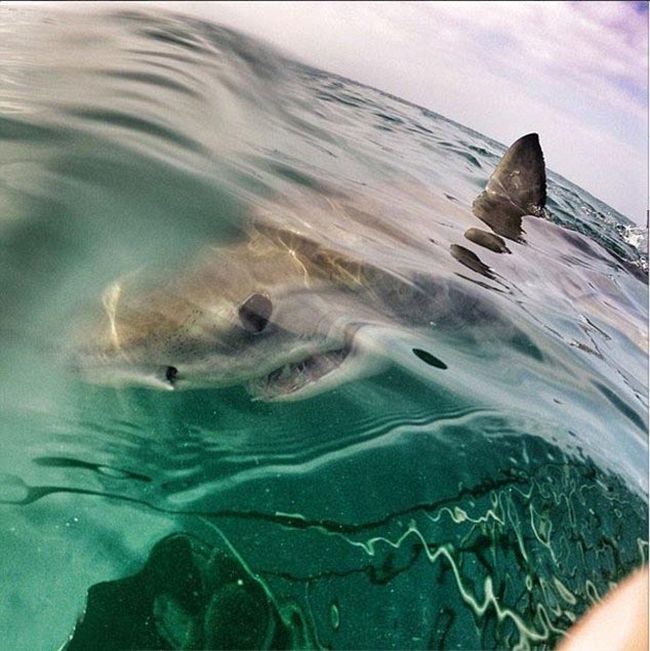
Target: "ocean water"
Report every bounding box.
[0,7,647,651]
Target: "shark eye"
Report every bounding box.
[239,293,272,333]
[165,366,179,384]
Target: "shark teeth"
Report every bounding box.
[248,347,351,400]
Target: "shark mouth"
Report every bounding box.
[247,346,351,401]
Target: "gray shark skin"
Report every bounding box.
[74,135,548,401]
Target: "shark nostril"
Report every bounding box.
[165,366,179,384]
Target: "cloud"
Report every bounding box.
[416,1,647,131]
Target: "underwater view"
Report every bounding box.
[0,6,647,650]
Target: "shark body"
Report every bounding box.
[75,134,549,400]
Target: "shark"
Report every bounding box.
[74,134,548,401]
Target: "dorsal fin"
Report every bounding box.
[482,133,546,212]
[472,133,547,240]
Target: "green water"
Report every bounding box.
[0,6,647,650]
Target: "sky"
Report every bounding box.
[14,1,650,224]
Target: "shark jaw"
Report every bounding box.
[246,345,352,401]
[244,326,392,402]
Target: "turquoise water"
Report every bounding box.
[0,7,647,650]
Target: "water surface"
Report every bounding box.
[0,7,647,650]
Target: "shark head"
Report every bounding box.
[73,227,405,400]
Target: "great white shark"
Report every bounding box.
[74,134,549,400]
